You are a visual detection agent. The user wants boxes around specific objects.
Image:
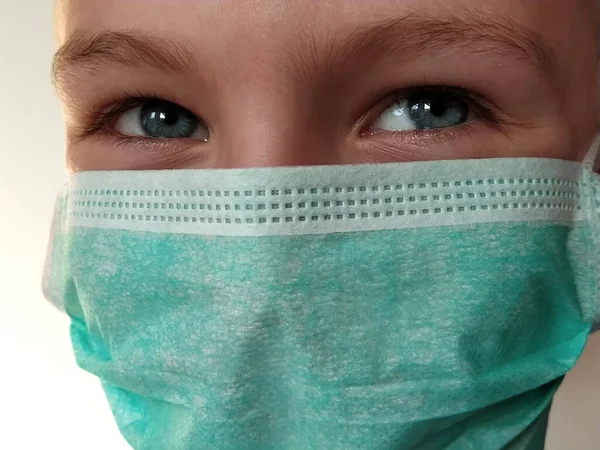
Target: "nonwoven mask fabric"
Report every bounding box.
[43,148,600,450]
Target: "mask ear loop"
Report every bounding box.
[582,135,600,332]
[583,134,600,171]
[42,184,69,312]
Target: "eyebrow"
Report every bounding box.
[314,12,557,78]
[52,11,557,86]
[52,30,200,86]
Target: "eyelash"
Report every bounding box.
[80,85,502,142]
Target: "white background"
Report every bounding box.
[0,1,598,449]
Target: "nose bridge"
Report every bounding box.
[214,79,335,169]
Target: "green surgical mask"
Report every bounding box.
[43,145,600,450]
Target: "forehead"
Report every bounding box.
[55,0,594,53]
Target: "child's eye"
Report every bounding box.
[372,90,475,132]
[114,99,209,141]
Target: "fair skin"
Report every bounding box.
[53,0,599,172]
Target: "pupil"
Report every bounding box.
[430,101,446,117]
[162,106,179,125]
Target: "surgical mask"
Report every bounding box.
[43,142,600,450]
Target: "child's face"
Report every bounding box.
[53,0,599,172]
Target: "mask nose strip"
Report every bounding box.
[583,135,600,332]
